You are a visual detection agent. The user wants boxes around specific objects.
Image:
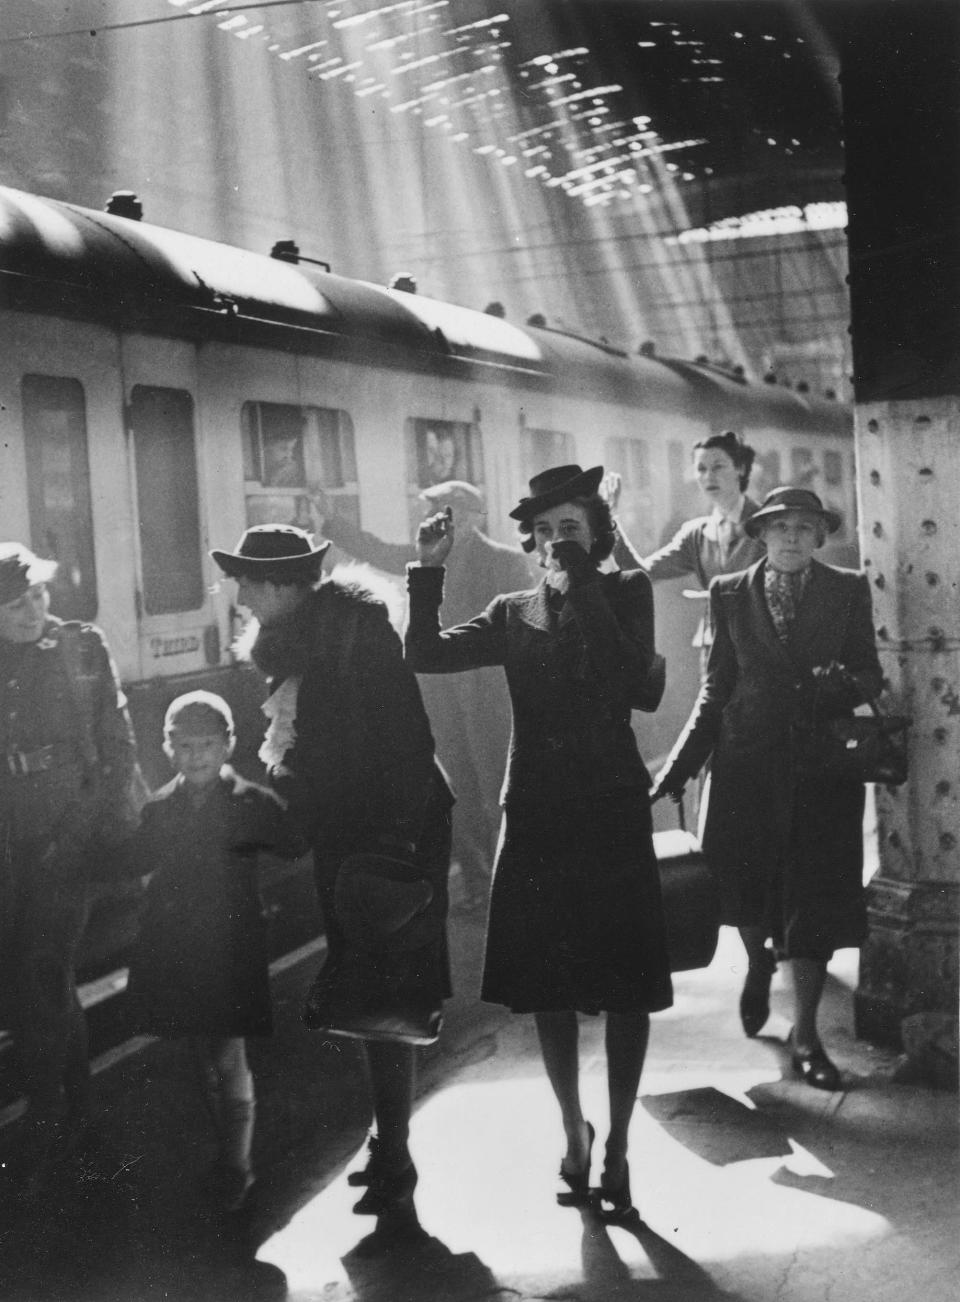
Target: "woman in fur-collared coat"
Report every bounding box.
[652,487,884,1093]
[212,525,453,1234]
[406,463,672,1225]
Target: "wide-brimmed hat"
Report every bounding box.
[744,486,841,538]
[334,852,443,952]
[418,480,485,510]
[210,525,331,580]
[0,543,58,607]
[509,464,604,521]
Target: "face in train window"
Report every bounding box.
[408,419,484,490]
[242,402,359,530]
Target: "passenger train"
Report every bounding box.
[0,184,856,969]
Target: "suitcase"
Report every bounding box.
[653,802,721,973]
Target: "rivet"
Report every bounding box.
[888,830,901,848]
[867,419,879,433]
[933,726,948,743]
[872,521,884,537]
[918,467,934,479]
[935,779,951,796]
[921,520,937,535]
[926,572,940,587]
[877,625,889,640]
[914,415,932,429]
[874,574,886,590]
[939,832,956,852]
[869,469,881,486]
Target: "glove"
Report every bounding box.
[550,540,598,588]
[811,661,858,707]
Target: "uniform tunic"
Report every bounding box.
[126,768,307,1038]
[0,618,136,1018]
[405,566,673,1015]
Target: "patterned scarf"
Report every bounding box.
[764,564,811,641]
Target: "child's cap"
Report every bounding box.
[164,690,235,740]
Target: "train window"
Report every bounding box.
[790,446,818,487]
[603,436,657,552]
[406,418,484,491]
[241,402,359,529]
[21,374,98,621]
[824,450,844,486]
[751,449,781,500]
[522,428,574,480]
[130,386,204,615]
[604,437,650,490]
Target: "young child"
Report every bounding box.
[125,691,308,1209]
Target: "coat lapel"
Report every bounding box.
[788,561,841,661]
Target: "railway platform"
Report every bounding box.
[0,903,956,1302]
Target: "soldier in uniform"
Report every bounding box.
[0,543,138,1167]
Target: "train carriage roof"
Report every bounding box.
[0,185,849,435]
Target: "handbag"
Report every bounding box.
[302,946,443,1046]
[801,672,911,786]
[653,802,721,973]
[302,850,445,1046]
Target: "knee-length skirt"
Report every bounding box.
[481,791,673,1015]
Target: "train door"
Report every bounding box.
[120,337,217,683]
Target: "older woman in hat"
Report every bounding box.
[406,465,672,1222]
[651,487,884,1089]
[211,525,453,1235]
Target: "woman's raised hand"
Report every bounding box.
[600,470,622,512]
[416,507,455,566]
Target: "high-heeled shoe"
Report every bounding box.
[557,1121,595,1206]
[789,1032,841,1092]
[593,1160,640,1225]
[352,1158,418,1216]
[740,947,777,1037]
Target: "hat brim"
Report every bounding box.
[745,506,841,538]
[509,465,604,520]
[210,540,331,579]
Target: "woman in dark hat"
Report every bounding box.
[651,487,884,1090]
[211,524,454,1236]
[406,465,672,1222]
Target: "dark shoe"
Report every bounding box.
[740,948,777,1037]
[352,1159,418,1217]
[347,1134,383,1187]
[592,1160,641,1226]
[790,1038,842,1092]
[557,1121,595,1206]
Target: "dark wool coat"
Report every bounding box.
[405,566,673,1014]
[252,580,453,994]
[126,768,307,1038]
[320,516,534,869]
[657,558,883,957]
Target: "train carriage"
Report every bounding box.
[0,183,855,972]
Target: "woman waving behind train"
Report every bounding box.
[611,430,765,668]
[405,464,672,1223]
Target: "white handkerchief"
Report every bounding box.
[259,675,302,770]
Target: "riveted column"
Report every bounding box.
[839,1,960,1065]
[855,405,960,1047]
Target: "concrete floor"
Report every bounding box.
[0,910,957,1302]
